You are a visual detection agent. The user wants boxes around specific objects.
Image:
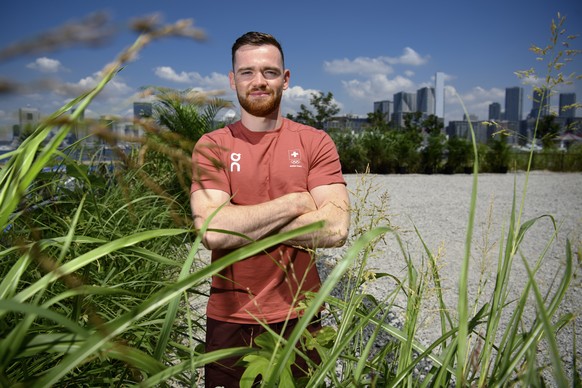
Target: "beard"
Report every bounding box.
[237,87,283,117]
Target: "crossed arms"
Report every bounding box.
[190,184,350,250]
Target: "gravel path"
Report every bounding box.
[322,171,582,383]
[191,171,582,384]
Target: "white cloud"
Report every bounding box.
[280,85,337,116]
[26,57,66,73]
[342,74,416,102]
[154,66,229,90]
[56,72,133,97]
[284,85,320,103]
[218,109,237,122]
[397,47,429,66]
[154,66,192,83]
[82,107,101,119]
[461,86,504,103]
[23,71,136,118]
[444,85,505,121]
[318,47,432,115]
[323,57,395,76]
[323,47,429,76]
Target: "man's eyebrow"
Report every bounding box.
[235,65,282,72]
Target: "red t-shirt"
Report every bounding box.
[191,118,345,324]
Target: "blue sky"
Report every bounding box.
[1,0,581,132]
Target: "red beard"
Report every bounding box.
[237,87,282,117]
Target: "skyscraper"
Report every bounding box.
[417,87,435,115]
[393,92,416,113]
[505,87,523,122]
[435,72,445,119]
[373,100,392,123]
[488,102,501,120]
[392,92,417,127]
[18,107,40,131]
[530,87,550,119]
[559,93,576,118]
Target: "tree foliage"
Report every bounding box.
[150,86,233,142]
[287,91,339,129]
[485,136,511,173]
[445,136,473,174]
[134,87,233,200]
[536,115,561,149]
[367,109,390,131]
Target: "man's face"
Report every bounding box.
[229,44,289,117]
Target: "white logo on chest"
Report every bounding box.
[288,149,302,167]
[230,153,241,172]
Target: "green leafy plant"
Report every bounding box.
[0,11,579,388]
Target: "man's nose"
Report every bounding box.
[250,72,267,86]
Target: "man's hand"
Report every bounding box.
[280,183,350,248]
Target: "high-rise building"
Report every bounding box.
[488,102,501,120]
[417,87,435,115]
[70,107,87,142]
[559,93,576,118]
[373,100,393,123]
[505,87,523,122]
[18,107,40,131]
[447,120,492,144]
[435,72,445,119]
[393,92,416,113]
[392,92,417,127]
[530,87,550,119]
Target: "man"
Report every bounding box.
[190,31,350,387]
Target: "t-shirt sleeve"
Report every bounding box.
[307,132,346,191]
[190,134,231,194]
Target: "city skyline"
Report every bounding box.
[1,1,581,134]
[375,82,576,125]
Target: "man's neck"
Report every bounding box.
[240,111,283,132]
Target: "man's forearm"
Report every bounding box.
[279,199,350,248]
[279,183,350,249]
[194,191,316,250]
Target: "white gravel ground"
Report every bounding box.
[322,171,582,384]
[190,171,582,385]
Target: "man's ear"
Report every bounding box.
[229,71,236,91]
[283,69,290,90]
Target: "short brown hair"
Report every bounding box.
[231,31,285,69]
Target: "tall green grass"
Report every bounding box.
[1,13,580,387]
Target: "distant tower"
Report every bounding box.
[417,87,435,116]
[559,93,576,118]
[530,87,550,119]
[505,87,523,122]
[70,107,87,141]
[435,72,445,119]
[488,102,501,120]
[393,92,416,113]
[18,107,40,132]
[392,92,417,127]
[373,100,392,123]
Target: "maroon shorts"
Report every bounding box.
[204,316,322,388]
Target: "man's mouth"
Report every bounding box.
[249,89,271,97]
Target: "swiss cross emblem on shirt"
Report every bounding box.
[288,149,302,167]
[288,149,301,160]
